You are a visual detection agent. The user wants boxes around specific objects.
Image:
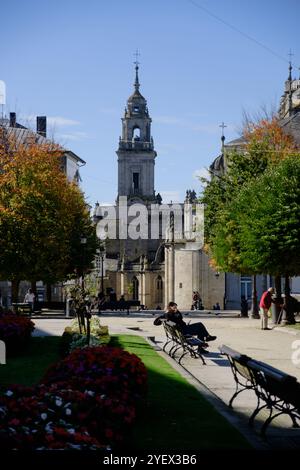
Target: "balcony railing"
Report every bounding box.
[118,140,154,151]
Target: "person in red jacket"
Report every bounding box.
[259,287,275,330]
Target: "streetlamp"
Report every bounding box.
[96,245,105,294]
[99,246,105,294]
[80,236,87,290]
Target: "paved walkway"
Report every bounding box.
[32,310,300,450]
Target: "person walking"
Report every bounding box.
[24,288,35,315]
[259,287,275,330]
[192,291,199,310]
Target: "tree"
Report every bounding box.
[201,118,299,314]
[232,157,300,323]
[0,128,97,301]
[202,118,298,263]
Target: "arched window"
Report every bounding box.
[156,275,163,303]
[132,276,139,300]
[133,127,140,140]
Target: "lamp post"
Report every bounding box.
[99,246,105,295]
[250,275,260,319]
[96,246,105,294]
[80,237,87,290]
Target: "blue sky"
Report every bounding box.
[1,0,299,206]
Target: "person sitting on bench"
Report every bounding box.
[154,301,217,354]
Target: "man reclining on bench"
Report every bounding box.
[154,301,217,354]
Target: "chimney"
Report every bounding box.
[36,116,47,138]
[9,112,16,127]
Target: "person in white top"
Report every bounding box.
[24,288,35,315]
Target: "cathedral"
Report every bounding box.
[93,63,222,310]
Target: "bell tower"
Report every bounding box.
[117,59,157,202]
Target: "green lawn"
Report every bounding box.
[110,335,251,451]
[287,321,300,330]
[0,336,61,387]
[0,334,251,451]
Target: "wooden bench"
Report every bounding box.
[98,300,141,314]
[219,344,300,435]
[162,321,207,365]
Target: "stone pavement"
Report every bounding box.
[32,310,300,450]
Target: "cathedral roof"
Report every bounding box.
[127,89,146,102]
[280,112,300,146]
[127,62,147,103]
[209,153,224,174]
[225,136,246,147]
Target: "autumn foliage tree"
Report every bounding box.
[0,128,97,301]
[202,118,298,265]
[201,117,300,314]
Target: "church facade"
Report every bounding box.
[93,64,224,310]
[94,62,164,309]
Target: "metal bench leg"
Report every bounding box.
[163,339,172,352]
[178,350,189,365]
[290,412,300,428]
[196,351,206,365]
[261,408,276,436]
[248,400,267,427]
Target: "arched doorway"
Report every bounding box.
[132,276,139,300]
[155,275,163,304]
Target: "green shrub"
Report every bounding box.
[62,316,110,354]
[60,330,74,357]
[69,333,102,352]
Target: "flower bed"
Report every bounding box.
[0,346,147,449]
[42,346,147,399]
[0,312,35,355]
[0,384,107,450]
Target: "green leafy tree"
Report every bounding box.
[201,118,299,314]
[232,157,300,323]
[201,118,296,265]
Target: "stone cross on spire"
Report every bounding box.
[219,121,227,137]
[133,49,140,91]
[288,49,294,80]
[219,122,227,152]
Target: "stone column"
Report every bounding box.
[169,243,175,302]
[142,271,147,307]
[120,271,125,296]
[165,246,169,306]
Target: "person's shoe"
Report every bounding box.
[263,327,271,330]
[206,335,217,342]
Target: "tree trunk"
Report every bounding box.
[272,275,283,324]
[30,280,37,313]
[250,275,260,318]
[46,284,52,302]
[31,280,36,294]
[281,274,295,325]
[86,312,91,346]
[11,279,20,304]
